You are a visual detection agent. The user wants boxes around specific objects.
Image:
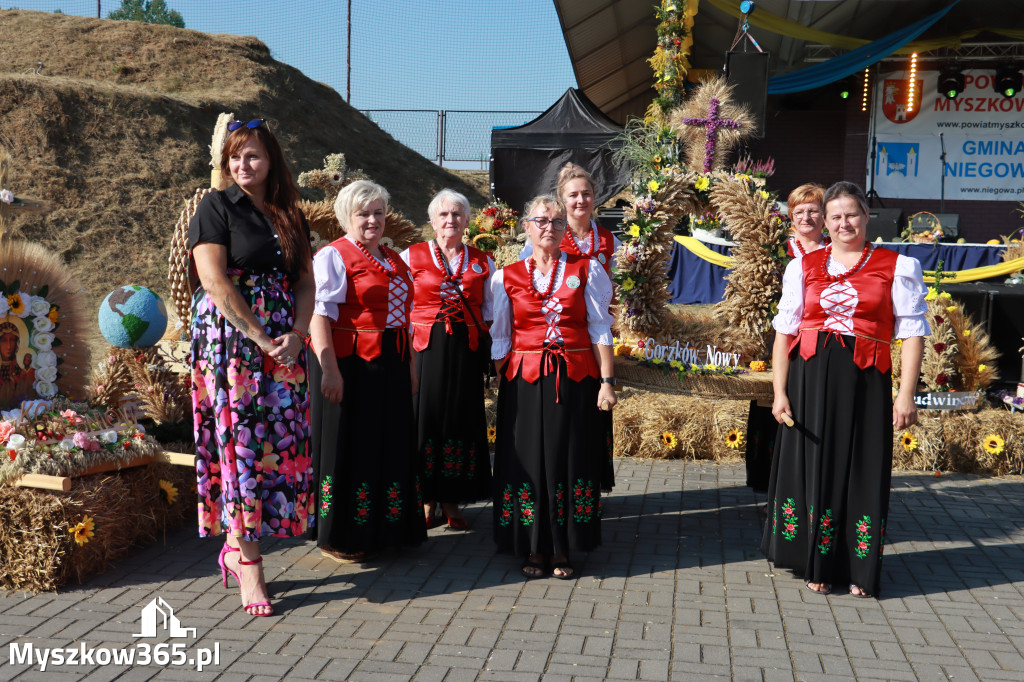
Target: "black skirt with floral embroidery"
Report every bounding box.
[307,329,426,554]
[414,320,492,504]
[760,331,893,596]
[492,357,605,558]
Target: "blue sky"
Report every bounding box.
[8,1,578,111]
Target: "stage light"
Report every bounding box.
[907,53,918,112]
[861,67,870,112]
[938,66,964,99]
[839,80,851,99]
[995,65,1022,98]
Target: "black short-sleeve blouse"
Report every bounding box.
[188,184,310,277]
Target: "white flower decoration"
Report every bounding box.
[33,350,57,369]
[32,381,57,398]
[31,331,55,350]
[29,296,51,317]
[36,366,58,383]
[0,189,13,204]
[32,315,55,332]
[59,438,76,450]
[1,408,22,422]
[99,430,118,444]
[0,297,9,316]
[7,433,26,449]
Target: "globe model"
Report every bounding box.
[98,286,168,348]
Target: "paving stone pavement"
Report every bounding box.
[2,459,1024,681]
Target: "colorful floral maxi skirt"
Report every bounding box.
[493,357,605,558]
[307,329,426,554]
[760,332,893,596]
[190,270,314,540]
[414,320,492,504]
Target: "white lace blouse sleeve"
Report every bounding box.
[892,254,931,339]
[398,248,411,266]
[481,256,497,322]
[585,260,615,345]
[772,258,806,335]
[313,246,347,321]
[489,269,511,359]
[519,241,533,260]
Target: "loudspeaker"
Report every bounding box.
[943,283,1024,388]
[867,208,903,242]
[725,51,769,138]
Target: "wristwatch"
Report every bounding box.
[600,377,617,386]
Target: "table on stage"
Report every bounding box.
[668,239,1010,305]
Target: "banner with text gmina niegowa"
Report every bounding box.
[871,69,1024,201]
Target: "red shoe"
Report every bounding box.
[218,544,273,616]
[446,515,468,530]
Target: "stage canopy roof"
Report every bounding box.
[552,0,1024,123]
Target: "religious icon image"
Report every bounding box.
[0,315,34,385]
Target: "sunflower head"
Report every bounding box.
[69,515,95,546]
[7,294,24,316]
[158,479,179,505]
[982,434,1005,455]
[487,425,497,444]
[661,431,678,449]
[725,428,744,449]
[900,431,918,452]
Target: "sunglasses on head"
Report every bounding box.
[227,118,265,132]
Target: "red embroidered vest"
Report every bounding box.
[791,246,900,373]
[407,242,490,352]
[502,254,599,383]
[329,237,413,361]
[561,224,616,274]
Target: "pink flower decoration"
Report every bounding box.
[61,409,84,425]
[0,421,14,444]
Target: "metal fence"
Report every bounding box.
[361,110,542,168]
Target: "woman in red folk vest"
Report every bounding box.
[762,181,928,598]
[491,194,617,580]
[520,163,621,492]
[400,189,494,530]
[307,180,426,562]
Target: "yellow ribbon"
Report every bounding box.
[703,0,1011,55]
[674,235,735,267]
[923,256,1024,283]
[674,235,1024,283]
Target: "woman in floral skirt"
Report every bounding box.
[190,118,315,617]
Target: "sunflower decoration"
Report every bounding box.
[158,479,179,505]
[725,428,744,449]
[900,431,918,452]
[69,515,95,546]
[487,425,497,444]
[982,434,1005,455]
[661,431,678,450]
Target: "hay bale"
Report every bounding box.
[0,463,196,592]
[612,388,747,461]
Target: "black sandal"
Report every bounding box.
[550,560,575,580]
[849,584,872,598]
[521,557,545,579]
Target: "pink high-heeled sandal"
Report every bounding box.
[217,544,273,616]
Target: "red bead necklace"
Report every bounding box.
[792,237,807,257]
[822,243,872,284]
[526,256,562,300]
[432,240,465,283]
[567,222,598,257]
[352,238,396,279]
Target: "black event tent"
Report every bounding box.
[490,88,630,216]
